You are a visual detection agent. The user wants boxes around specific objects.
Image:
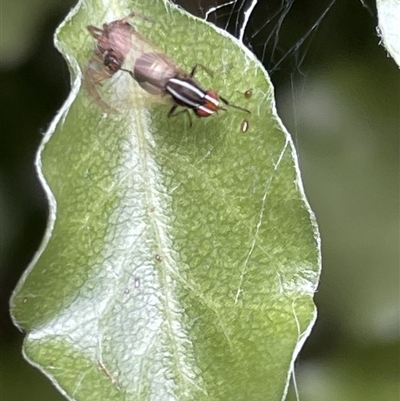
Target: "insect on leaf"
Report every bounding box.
[10,1,320,400]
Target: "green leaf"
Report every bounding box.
[10,0,320,400]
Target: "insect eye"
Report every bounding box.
[195,107,214,118]
[104,54,120,71]
[103,53,112,63]
[206,90,219,101]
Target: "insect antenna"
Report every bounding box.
[220,95,251,114]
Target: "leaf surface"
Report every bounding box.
[10,0,320,400]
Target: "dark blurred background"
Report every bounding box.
[1,0,398,400]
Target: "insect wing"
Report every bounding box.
[133,52,177,95]
[85,13,154,111]
[84,62,116,112]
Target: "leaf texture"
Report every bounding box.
[10,1,320,400]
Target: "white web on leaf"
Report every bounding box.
[173,0,338,77]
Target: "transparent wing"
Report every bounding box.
[84,13,163,112]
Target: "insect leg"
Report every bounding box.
[168,105,193,127]
[189,64,215,78]
[87,25,104,40]
[120,68,135,79]
[122,11,156,24]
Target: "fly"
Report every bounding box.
[122,51,251,124]
[86,12,251,121]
